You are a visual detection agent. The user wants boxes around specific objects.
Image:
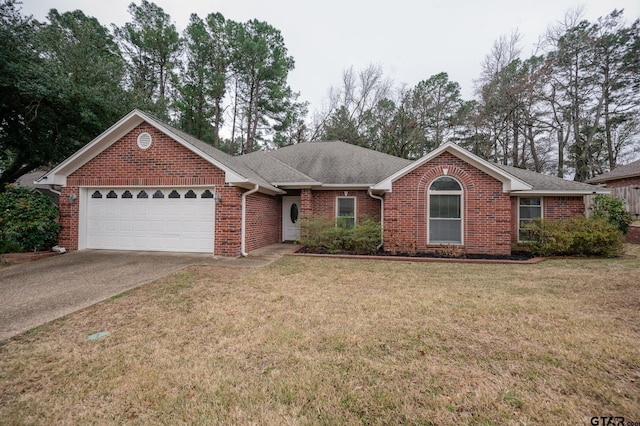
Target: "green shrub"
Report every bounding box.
[592,194,633,234]
[0,186,61,253]
[567,216,623,257]
[343,218,382,254]
[524,216,623,257]
[299,214,381,254]
[522,218,572,257]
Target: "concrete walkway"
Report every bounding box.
[0,243,298,341]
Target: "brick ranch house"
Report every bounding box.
[38,109,607,256]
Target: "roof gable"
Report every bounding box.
[372,142,531,192]
[38,110,283,194]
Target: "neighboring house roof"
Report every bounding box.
[37,109,284,195]
[15,168,60,205]
[586,158,640,184]
[16,168,50,190]
[247,141,412,187]
[496,164,608,195]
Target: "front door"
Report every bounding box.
[282,196,301,241]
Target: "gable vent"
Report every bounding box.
[137,132,152,149]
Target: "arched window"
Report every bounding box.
[428,176,463,244]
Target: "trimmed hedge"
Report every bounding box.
[0,186,61,253]
[300,214,381,254]
[523,216,623,257]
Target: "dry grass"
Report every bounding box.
[624,243,640,258]
[1,255,639,425]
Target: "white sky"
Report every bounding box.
[20,0,640,115]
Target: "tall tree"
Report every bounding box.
[591,10,640,171]
[272,94,309,148]
[316,64,392,147]
[174,13,231,146]
[229,19,297,153]
[0,2,130,188]
[114,0,181,117]
[410,72,463,156]
[475,31,523,164]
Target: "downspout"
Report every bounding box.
[368,189,384,250]
[241,184,260,257]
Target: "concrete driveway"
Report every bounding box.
[0,244,297,341]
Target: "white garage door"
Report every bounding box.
[85,188,215,253]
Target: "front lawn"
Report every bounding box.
[1,256,639,424]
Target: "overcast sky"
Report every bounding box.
[21,0,640,114]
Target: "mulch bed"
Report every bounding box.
[292,247,543,264]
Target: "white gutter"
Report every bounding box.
[241,184,260,257]
[368,189,385,250]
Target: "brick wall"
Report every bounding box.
[384,152,512,255]
[305,190,381,221]
[544,196,585,220]
[600,176,640,189]
[245,191,282,252]
[214,186,242,256]
[626,223,640,244]
[60,123,240,256]
[300,189,312,219]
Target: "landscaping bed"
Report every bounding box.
[1,251,59,265]
[296,246,535,261]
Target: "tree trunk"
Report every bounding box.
[557,127,565,178]
[231,78,238,147]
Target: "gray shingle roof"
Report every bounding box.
[238,151,317,184]
[586,158,640,184]
[137,111,607,194]
[255,141,412,185]
[495,164,604,193]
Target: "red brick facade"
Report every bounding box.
[55,119,593,257]
[245,192,282,252]
[383,152,512,255]
[298,190,381,222]
[58,123,280,256]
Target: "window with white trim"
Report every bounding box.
[336,197,356,228]
[518,197,542,241]
[428,177,463,244]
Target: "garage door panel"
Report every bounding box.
[85,188,215,253]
